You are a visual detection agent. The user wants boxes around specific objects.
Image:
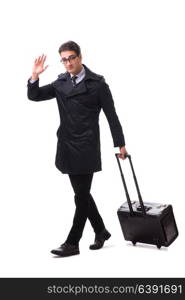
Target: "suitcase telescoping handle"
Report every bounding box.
[115,153,146,216]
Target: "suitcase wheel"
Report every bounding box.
[156,244,161,249]
[132,241,136,246]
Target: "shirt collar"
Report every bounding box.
[58,64,102,81]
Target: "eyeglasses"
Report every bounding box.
[60,55,78,64]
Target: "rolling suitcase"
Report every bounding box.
[115,153,178,249]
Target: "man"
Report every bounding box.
[27,41,128,257]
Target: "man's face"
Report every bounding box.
[60,50,83,75]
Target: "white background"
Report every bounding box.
[0,0,184,277]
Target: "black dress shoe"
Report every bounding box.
[51,243,80,257]
[89,229,111,250]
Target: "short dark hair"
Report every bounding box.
[58,41,81,56]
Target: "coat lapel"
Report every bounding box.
[67,81,87,98]
[57,72,87,98]
[57,73,73,96]
[57,64,102,98]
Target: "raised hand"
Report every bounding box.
[31,54,49,80]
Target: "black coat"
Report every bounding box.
[27,64,125,174]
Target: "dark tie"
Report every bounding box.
[71,75,78,87]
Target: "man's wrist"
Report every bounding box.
[31,73,39,81]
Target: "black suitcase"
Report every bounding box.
[115,153,178,249]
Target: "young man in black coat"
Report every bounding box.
[27,41,128,257]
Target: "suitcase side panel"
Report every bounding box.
[160,206,178,246]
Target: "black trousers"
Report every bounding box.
[65,173,105,245]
